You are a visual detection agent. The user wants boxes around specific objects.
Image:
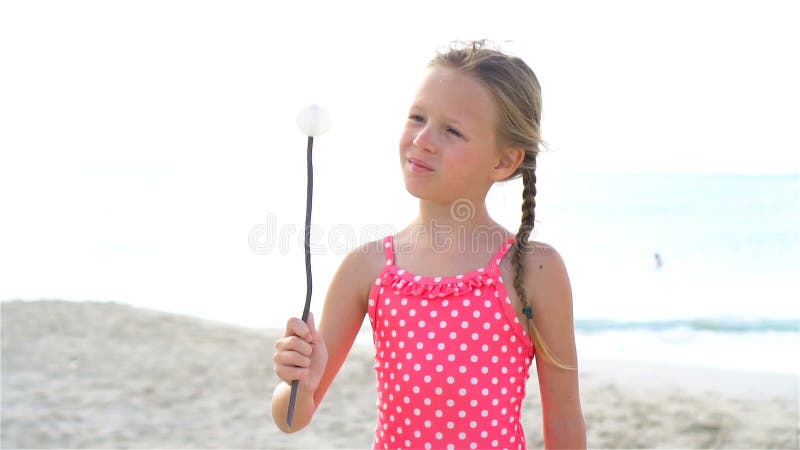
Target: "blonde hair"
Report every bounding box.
[429,40,575,370]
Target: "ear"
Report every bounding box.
[491,146,526,181]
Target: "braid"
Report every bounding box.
[511,156,576,370]
[511,156,536,326]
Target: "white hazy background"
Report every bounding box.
[2,1,798,331]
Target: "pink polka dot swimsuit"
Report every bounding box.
[367,235,535,450]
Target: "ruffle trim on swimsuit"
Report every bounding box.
[381,265,497,300]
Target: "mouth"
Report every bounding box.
[408,157,434,172]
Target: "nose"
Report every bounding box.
[412,124,437,153]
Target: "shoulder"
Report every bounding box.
[333,237,390,302]
[511,240,573,311]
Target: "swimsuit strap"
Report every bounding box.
[385,234,516,272]
[490,236,517,269]
[383,235,396,265]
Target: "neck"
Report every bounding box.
[409,197,510,250]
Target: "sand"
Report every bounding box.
[1,300,798,449]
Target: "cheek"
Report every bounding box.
[399,124,416,148]
[444,147,483,175]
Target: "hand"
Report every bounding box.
[273,313,329,394]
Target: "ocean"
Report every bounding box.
[525,172,800,374]
[3,172,798,374]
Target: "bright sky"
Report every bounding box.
[1,0,798,326]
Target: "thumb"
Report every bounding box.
[306,312,317,342]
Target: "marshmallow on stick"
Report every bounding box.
[286,104,331,429]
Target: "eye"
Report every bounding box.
[447,127,464,138]
[408,114,425,123]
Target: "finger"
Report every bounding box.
[274,350,312,368]
[275,336,313,356]
[285,317,311,340]
[307,312,317,342]
[275,365,309,383]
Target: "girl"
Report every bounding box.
[272,40,586,449]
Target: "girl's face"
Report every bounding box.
[400,66,503,203]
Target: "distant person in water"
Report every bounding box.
[654,252,663,269]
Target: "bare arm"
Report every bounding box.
[527,244,586,449]
[271,242,375,432]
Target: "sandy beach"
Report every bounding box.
[2,300,797,449]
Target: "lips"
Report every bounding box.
[408,157,434,171]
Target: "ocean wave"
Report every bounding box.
[575,318,800,333]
